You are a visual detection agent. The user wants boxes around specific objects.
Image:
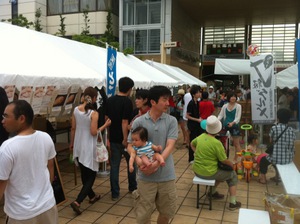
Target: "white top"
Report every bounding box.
[0,131,56,220]
[238,208,270,224]
[277,162,300,196]
[183,92,192,120]
[218,103,242,124]
[73,107,99,171]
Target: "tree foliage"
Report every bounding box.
[33,8,42,31]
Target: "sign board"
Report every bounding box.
[250,53,276,124]
[52,157,67,206]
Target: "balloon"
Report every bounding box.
[246,44,259,57]
[200,119,207,130]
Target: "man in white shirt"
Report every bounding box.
[183,86,192,146]
[0,100,58,224]
[208,86,216,102]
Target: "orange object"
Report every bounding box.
[243,161,253,169]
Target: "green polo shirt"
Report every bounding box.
[192,133,227,176]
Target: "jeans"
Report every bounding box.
[188,128,203,162]
[76,160,97,203]
[110,142,137,198]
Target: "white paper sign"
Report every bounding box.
[250,53,276,124]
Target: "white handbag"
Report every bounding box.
[96,130,108,162]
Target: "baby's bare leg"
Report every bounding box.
[140,155,152,167]
[153,153,165,166]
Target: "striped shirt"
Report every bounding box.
[133,141,154,161]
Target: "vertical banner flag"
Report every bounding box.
[107,47,117,97]
[250,53,276,124]
[296,39,300,123]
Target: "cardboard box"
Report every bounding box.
[294,140,300,172]
[265,193,300,224]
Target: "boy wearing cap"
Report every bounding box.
[191,115,241,210]
[208,86,216,102]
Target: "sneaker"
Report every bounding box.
[208,191,224,199]
[229,201,241,211]
[112,196,120,201]
[270,176,281,182]
[189,160,194,164]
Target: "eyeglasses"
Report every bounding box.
[2,114,8,119]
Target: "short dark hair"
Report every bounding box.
[248,134,258,144]
[119,77,134,93]
[226,92,237,100]
[202,91,208,99]
[190,85,201,97]
[148,86,171,104]
[132,126,148,141]
[136,89,150,107]
[277,108,291,124]
[9,100,34,126]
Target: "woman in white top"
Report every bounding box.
[70,87,111,215]
[218,92,242,161]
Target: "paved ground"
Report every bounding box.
[0,130,283,224]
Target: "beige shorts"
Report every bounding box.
[7,205,58,224]
[133,179,177,224]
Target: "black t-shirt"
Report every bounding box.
[187,99,201,132]
[105,95,133,143]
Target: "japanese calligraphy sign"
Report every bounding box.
[250,53,276,124]
[106,47,117,98]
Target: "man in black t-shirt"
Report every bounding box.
[105,77,137,200]
[186,85,202,163]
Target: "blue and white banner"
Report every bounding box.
[250,53,276,124]
[296,39,300,122]
[106,47,117,97]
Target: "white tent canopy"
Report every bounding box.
[0,22,179,90]
[214,58,298,89]
[276,64,298,89]
[214,58,250,75]
[144,60,207,87]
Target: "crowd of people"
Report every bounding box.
[0,81,298,223]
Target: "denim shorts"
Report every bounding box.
[224,124,240,136]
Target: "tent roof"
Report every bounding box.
[0,22,179,90]
[214,59,250,75]
[144,60,207,87]
[214,58,298,89]
[276,64,298,89]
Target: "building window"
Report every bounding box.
[47,0,116,15]
[123,0,161,25]
[123,29,160,54]
[81,0,96,11]
[251,24,295,63]
[204,26,245,45]
[122,0,161,54]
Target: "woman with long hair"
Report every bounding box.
[218,92,242,161]
[70,87,111,215]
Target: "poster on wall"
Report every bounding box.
[63,85,79,115]
[31,86,46,115]
[4,85,16,102]
[51,85,69,117]
[19,86,33,104]
[250,53,276,124]
[40,86,57,114]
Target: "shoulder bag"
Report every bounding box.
[265,125,289,154]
